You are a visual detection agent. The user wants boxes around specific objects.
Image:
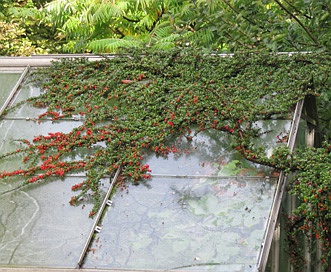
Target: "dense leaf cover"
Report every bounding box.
[43,0,331,53]
[1,49,331,269]
[1,0,330,55]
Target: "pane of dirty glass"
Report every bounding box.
[295,119,310,148]
[83,129,279,271]
[5,74,51,118]
[251,120,292,157]
[0,123,108,266]
[84,177,276,271]
[0,176,109,267]
[144,123,289,178]
[0,73,22,110]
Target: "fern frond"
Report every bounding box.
[116,1,130,11]
[151,33,180,50]
[151,41,175,50]
[136,13,157,29]
[44,0,76,27]
[136,0,156,11]
[179,2,196,18]
[183,27,215,47]
[62,16,92,38]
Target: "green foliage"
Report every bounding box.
[287,144,331,270]
[0,20,44,56]
[42,0,184,52]
[89,37,143,53]
[40,0,331,53]
[2,0,330,54]
[0,0,61,55]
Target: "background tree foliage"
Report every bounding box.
[1,0,330,54]
[0,0,62,55]
[40,0,331,52]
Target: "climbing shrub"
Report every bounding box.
[1,48,331,269]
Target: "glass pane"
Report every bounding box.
[0,176,109,267]
[84,176,276,271]
[0,73,102,268]
[0,73,22,110]
[295,119,309,148]
[145,126,287,177]
[83,129,279,271]
[5,77,47,118]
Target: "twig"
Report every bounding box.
[222,0,261,28]
[283,0,312,19]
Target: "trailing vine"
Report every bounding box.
[1,48,331,270]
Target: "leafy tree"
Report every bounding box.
[42,0,184,52]
[0,0,62,55]
[2,0,330,54]
[42,0,331,52]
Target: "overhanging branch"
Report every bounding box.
[274,0,320,47]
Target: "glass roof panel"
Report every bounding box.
[144,125,289,177]
[83,129,280,271]
[0,176,109,267]
[0,72,105,268]
[295,119,309,148]
[0,119,82,172]
[84,175,276,271]
[0,73,22,111]
[5,75,52,118]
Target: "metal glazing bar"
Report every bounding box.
[150,174,277,180]
[76,166,121,269]
[287,100,304,152]
[257,99,304,271]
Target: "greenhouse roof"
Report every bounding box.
[0,55,306,272]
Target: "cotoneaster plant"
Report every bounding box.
[1,48,331,270]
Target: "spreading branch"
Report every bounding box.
[274,0,320,47]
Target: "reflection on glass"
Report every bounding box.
[145,127,283,177]
[84,176,276,271]
[0,74,103,268]
[84,129,280,271]
[0,120,82,172]
[5,76,45,118]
